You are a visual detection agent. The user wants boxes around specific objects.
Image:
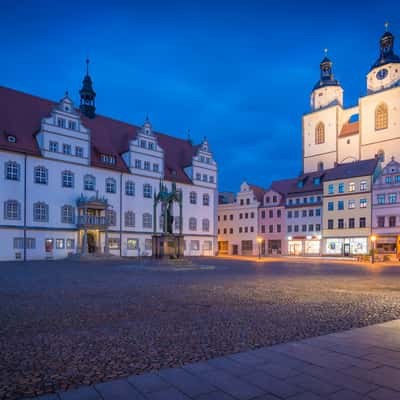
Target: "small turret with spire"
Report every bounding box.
[370,22,400,70]
[79,59,96,119]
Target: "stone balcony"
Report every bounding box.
[77,215,110,229]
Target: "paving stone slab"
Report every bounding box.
[158,367,216,397]
[286,373,341,396]
[195,369,265,400]
[58,386,101,400]
[327,389,366,400]
[285,393,322,400]
[128,372,172,394]
[195,390,236,400]
[95,379,146,400]
[367,387,400,400]
[144,387,191,400]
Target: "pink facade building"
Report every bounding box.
[372,158,400,257]
[258,188,286,255]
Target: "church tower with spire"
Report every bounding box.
[310,50,343,111]
[79,59,96,118]
[367,23,400,93]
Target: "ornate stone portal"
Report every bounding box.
[152,181,184,258]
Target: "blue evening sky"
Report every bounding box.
[1,0,399,191]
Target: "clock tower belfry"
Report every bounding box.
[310,50,343,111]
[367,24,400,94]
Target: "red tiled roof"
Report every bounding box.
[0,86,198,184]
[339,121,359,138]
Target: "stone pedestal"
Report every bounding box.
[152,234,184,259]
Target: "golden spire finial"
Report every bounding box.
[384,21,389,31]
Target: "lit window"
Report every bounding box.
[348,182,355,192]
[348,200,355,209]
[315,122,325,144]
[127,238,138,250]
[360,198,367,208]
[56,239,65,249]
[66,239,75,249]
[375,103,388,130]
[108,238,120,249]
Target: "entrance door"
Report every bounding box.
[343,243,350,257]
[232,244,238,255]
[87,232,96,253]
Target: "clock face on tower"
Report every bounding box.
[376,68,388,80]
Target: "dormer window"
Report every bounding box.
[297,180,304,188]
[313,177,320,185]
[57,118,66,128]
[7,135,16,143]
[100,154,116,165]
[68,120,76,130]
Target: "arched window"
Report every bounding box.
[106,178,117,193]
[124,211,135,227]
[5,161,20,181]
[34,166,48,184]
[4,200,21,220]
[202,218,210,232]
[317,161,324,171]
[61,205,74,224]
[315,122,325,144]
[189,191,197,204]
[106,210,117,225]
[189,217,197,231]
[125,181,135,196]
[143,213,152,228]
[33,202,49,222]
[84,175,96,191]
[375,103,388,130]
[62,170,74,188]
[203,193,210,206]
[143,184,152,198]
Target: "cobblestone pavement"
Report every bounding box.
[1,257,400,399]
[33,319,400,400]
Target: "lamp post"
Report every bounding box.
[371,235,377,264]
[257,237,263,259]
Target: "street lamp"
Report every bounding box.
[370,235,377,264]
[257,237,263,259]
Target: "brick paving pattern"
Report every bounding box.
[1,257,400,399]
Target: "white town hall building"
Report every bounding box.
[0,62,218,261]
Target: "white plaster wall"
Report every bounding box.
[338,134,360,163]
